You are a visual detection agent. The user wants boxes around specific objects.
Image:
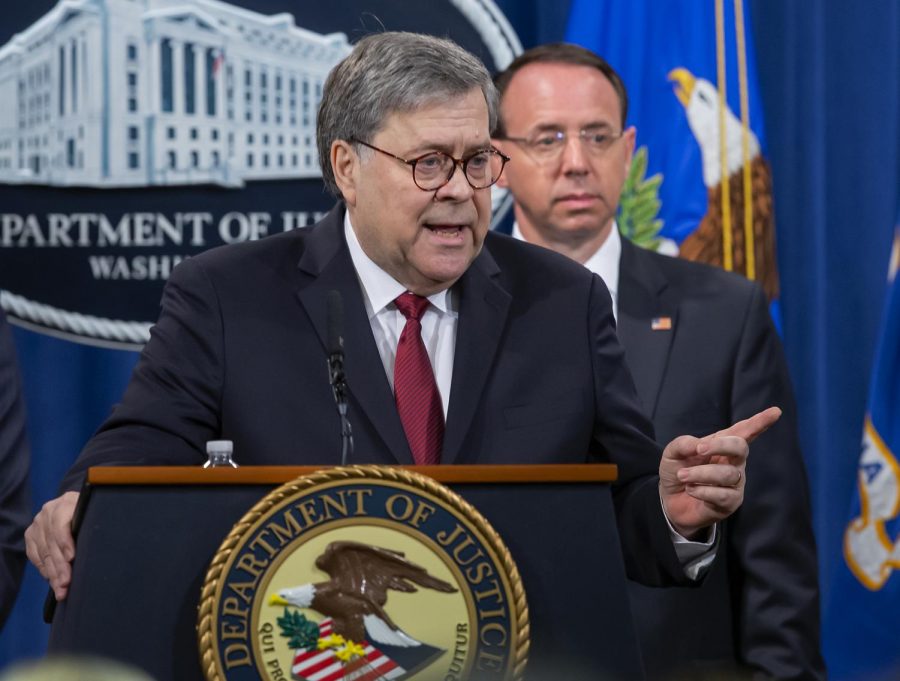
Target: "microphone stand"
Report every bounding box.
[327,351,354,466]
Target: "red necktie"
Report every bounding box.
[394,292,444,465]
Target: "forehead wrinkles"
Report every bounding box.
[380,93,490,151]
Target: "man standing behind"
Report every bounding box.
[493,44,824,680]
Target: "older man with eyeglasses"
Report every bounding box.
[27,34,779,631]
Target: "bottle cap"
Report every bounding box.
[206,440,233,455]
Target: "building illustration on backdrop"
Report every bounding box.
[0,0,351,187]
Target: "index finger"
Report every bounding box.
[712,406,782,444]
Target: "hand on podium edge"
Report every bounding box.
[659,406,782,539]
[25,490,80,601]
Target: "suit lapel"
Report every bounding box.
[294,207,413,464]
[442,247,510,464]
[616,238,678,418]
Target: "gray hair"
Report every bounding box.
[316,32,499,196]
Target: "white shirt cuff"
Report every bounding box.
[660,497,718,580]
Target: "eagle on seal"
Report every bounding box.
[270,541,457,647]
[668,67,779,301]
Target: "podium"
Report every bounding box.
[48,465,645,680]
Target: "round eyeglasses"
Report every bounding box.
[351,138,510,191]
[497,127,624,163]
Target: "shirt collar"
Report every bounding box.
[510,220,621,294]
[344,211,452,318]
[583,222,621,297]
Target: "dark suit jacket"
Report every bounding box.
[0,308,30,630]
[617,238,824,680]
[63,205,690,587]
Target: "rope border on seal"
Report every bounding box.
[0,289,151,345]
[197,465,530,681]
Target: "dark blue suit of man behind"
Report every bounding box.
[617,237,823,680]
[496,205,823,679]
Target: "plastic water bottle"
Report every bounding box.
[203,440,238,468]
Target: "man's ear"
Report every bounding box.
[331,140,358,206]
[622,126,637,174]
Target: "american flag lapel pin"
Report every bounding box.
[651,316,672,331]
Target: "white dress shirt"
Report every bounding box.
[344,212,457,417]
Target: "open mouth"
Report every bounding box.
[425,224,465,239]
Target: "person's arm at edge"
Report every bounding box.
[25,256,226,600]
[0,311,31,625]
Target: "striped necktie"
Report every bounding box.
[393,292,444,465]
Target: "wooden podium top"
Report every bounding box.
[87,463,617,486]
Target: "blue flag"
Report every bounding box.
[565,0,779,307]
[824,223,900,680]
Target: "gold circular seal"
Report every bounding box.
[198,466,529,681]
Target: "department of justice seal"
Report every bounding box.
[198,466,529,681]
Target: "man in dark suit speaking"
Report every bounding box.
[491,43,824,680]
[26,33,778,606]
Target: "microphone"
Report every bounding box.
[326,289,344,359]
[326,290,353,465]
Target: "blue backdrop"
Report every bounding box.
[2,0,899,674]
